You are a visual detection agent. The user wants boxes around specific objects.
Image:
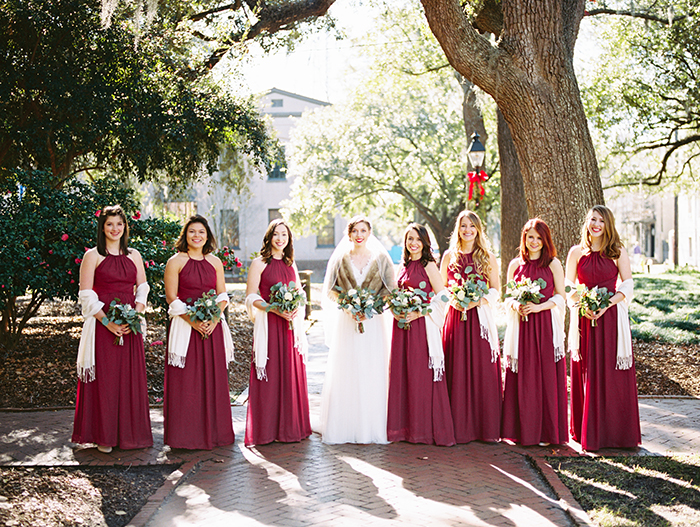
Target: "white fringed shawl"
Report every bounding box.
[503,294,565,373]
[567,278,634,370]
[245,293,308,381]
[76,289,104,382]
[167,292,235,368]
[476,288,500,363]
[425,292,449,381]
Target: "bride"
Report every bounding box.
[320,215,396,444]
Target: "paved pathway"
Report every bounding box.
[1,316,700,526]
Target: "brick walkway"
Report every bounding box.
[1,317,699,526]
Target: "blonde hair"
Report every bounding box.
[448,210,492,282]
[580,205,622,259]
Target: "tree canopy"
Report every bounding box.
[283,4,499,254]
[582,0,700,188]
[0,0,279,188]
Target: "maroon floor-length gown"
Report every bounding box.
[245,257,311,446]
[387,260,455,446]
[570,251,641,451]
[164,258,234,450]
[72,254,153,450]
[501,261,568,445]
[442,252,501,443]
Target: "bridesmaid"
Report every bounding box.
[163,215,234,450]
[501,219,568,446]
[387,223,455,446]
[72,205,152,453]
[440,210,501,443]
[566,205,640,451]
[244,219,311,446]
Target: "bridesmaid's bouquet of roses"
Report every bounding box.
[504,276,547,322]
[566,283,613,327]
[186,289,223,339]
[447,267,489,321]
[266,281,306,330]
[388,282,433,330]
[104,299,145,345]
[335,287,386,334]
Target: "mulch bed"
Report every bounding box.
[0,464,179,527]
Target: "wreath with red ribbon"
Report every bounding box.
[467,170,489,201]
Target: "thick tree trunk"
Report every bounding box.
[420,0,604,253]
[497,109,529,292]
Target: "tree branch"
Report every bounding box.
[586,8,686,25]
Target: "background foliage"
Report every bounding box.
[0,170,181,352]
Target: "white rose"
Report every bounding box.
[284,292,293,301]
[348,289,357,296]
[456,290,466,301]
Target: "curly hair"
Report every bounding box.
[580,205,622,259]
[260,218,294,266]
[448,210,492,282]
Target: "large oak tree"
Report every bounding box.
[420,0,604,251]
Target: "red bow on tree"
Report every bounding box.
[467,170,489,201]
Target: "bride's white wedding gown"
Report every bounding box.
[320,258,392,444]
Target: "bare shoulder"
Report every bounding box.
[549,257,564,272]
[567,245,583,259]
[206,253,223,269]
[127,248,143,262]
[249,256,266,271]
[166,252,188,271]
[507,257,523,273]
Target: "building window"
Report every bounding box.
[268,209,283,223]
[220,209,240,249]
[268,146,287,180]
[317,216,335,247]
[164,201,196,219]
[271,99,283,107]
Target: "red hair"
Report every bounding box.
[519,218,557,267]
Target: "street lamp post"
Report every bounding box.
[467,132,486,208]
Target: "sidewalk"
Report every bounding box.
[1,317,699,526]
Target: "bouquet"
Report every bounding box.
[504,276,547,322]
[566,283,613,327]
[104,299,145,345]
[335,286,386,333]
[266,281,306,330]
[446,267,489,321]
[387,282,433,330]
[186,289,223,339]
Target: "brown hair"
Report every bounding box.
[175,215,216,255]
[402,223,435,267]
[580,205,622,259]
[260,218,294,266]
[347,215,372,238]
[96,205,130,256]
[448,210,492,282]
[519,218,557,268]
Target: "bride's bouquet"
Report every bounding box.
[566,283,613,327]
[335,286,386,333]
[447,267,489,321]
[266,281,306,330]
[387,282,433,330]
[504,276,547,322]
[186,289,222,339]
[104,299,145,345]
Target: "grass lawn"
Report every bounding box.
[551,455,700,527]
[630,268,700,345]
[553,269,700,526]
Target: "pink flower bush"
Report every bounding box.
[132,211,141,220]
[95,210,101,217]
[75,258,82,264]
[61,234,69,241]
